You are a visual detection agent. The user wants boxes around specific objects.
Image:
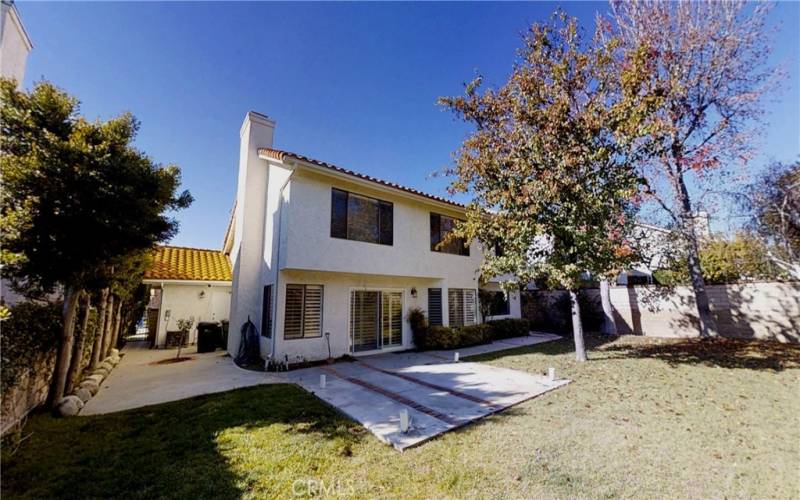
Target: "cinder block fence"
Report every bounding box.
[522,282,800,343]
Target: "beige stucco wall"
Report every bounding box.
[282,168,483,280]
[271,270,459,363]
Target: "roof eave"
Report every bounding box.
[258,150,466,214]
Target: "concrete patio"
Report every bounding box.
[82,333,569,451]
[285,333,570,450]
[80,342,281,415]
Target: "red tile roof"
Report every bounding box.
[258,148,465,209]
[144,246,232,282]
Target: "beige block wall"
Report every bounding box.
[526,282,800,343]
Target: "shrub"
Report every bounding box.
[1,301,62,393]
[486,318,530,340]
[406,307,428,348]
[459,324,492,346]
[415,324,492,351]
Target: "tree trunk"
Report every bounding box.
[109,299,123,353]
[672,171,719,337]
[569,290,587,362]
[90,289,109,369]
[102,295,115,359]
[48,287,81,408]
[600,279,618,335]
[65,292,91,394]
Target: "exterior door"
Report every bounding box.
[351,290,403,352]
[381,291,402,347]
[351,290,380,352]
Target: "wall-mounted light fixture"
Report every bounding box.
[410,287,418,298]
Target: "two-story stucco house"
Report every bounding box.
[224,112,521,364]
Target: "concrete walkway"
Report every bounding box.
[81,343,280,415]
[285,333,569,450]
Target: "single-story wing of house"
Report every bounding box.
[143,245,232,348]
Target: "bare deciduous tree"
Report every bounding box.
[610,0,781,337]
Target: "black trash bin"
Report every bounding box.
[197,322,222,353]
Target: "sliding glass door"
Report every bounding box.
[350,290,403,352]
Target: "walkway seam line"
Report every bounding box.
[319,366,461,426]
[355,360,497,408]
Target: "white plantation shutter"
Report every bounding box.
[284,284,323,339]
[303,285,323,338]
[447,288,477,327]
[284,285,304,339]
[464,289,477,326]
[448,288,465,328]
[351,290,379,351]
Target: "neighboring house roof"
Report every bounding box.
[144,245,232,282]
[258,148,466,209]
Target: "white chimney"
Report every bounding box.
[227,111,275,355]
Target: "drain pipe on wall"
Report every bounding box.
[268,168,295,365]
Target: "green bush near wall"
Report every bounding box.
[418,324,493,351]
[1,301,62,393]
[413,319,533,351]
[485,318,531,339]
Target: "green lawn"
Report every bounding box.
[3,335,799,499]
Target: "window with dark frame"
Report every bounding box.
[486,290,510,317]
[331,188,393,245]
[430,213,470,256]
[261,285,273,338]
[284,284,323,339]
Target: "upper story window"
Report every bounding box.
[430,213,470,256]
[331,188,393,245]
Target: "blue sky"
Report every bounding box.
[17,1,800,249]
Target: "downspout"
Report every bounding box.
[269,168,295,360]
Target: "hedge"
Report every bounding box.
[0,301,62,393]
[412,318,530,351]
[485,318,531,339]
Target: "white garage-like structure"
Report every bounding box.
[142,246,232,348]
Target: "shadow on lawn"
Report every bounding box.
[1,384,366,500]
[468,333,617,363]
[599,337,800,372]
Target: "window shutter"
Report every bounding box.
[430,213,441,251]
[448,288,465,328]
[284,284,323,339]
[284,285,304,339]
[428,288,442,326]
[379,201,393,246]
[302,285,323,338]
[261,285,272,338]
[331,189,348,239]
[464,289,477,326]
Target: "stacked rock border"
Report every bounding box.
[56,348,123,417]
